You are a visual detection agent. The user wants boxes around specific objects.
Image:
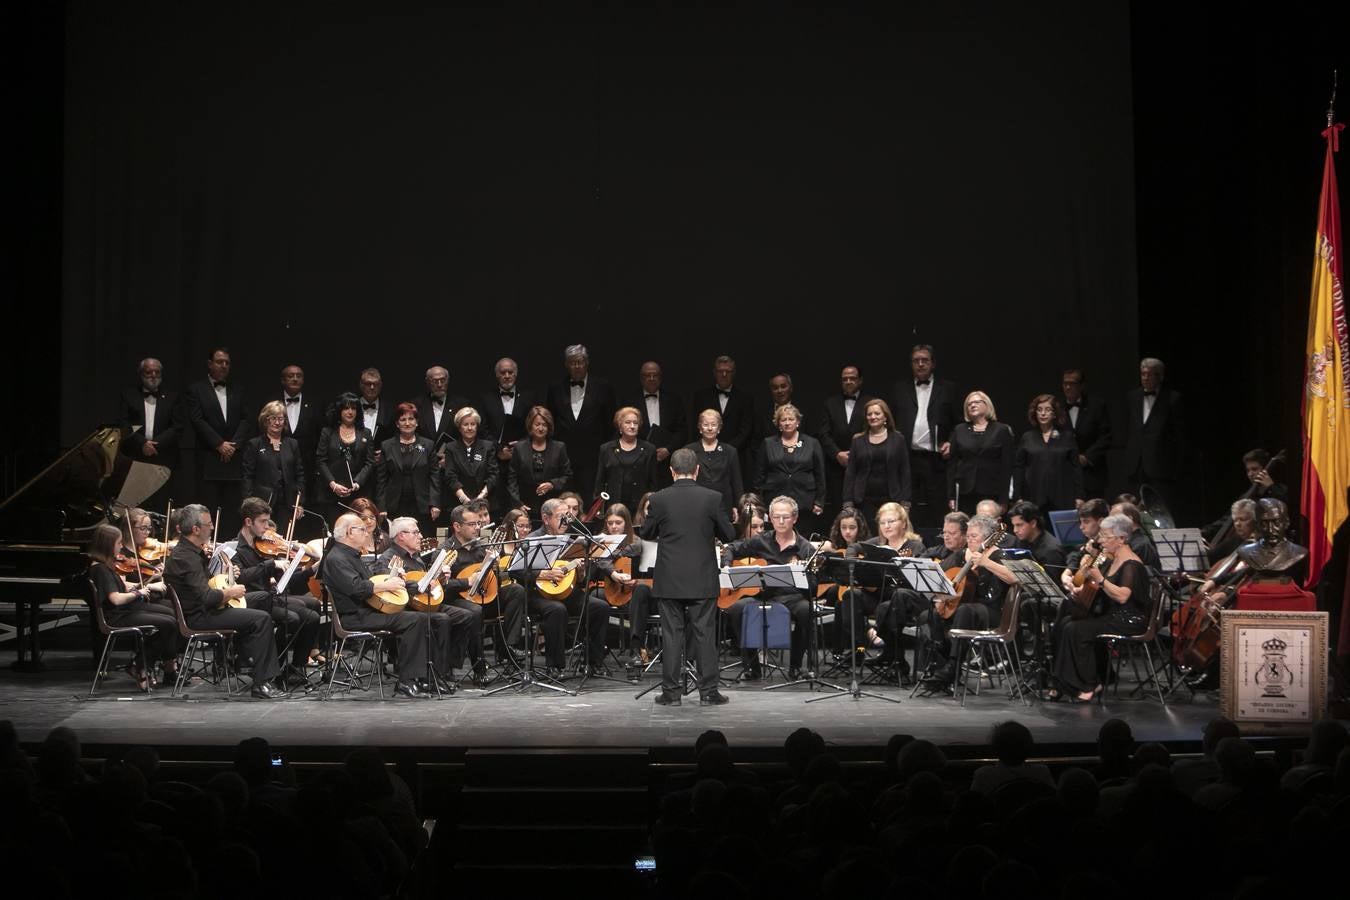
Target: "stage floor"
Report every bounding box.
[1,648,1222,754]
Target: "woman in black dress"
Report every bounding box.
[593,406,657,512]
[315,392,375,526]
[848,502,925,671]
[1014,393,1083,513]
[506,405,572,518]
[444,406,499,509]
[1051,514,1151,701]
[88,523,180,690]
[945,391,1015,515]
[684,408,744,523]
[376,402,442,538]
[755,403,826,537]
[240,401,307,525]
[842,398,912,525]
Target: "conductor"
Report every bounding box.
[639,447,736,706]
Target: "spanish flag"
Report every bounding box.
[1301,120,1348,589]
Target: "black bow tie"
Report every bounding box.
[284,396,300,405]
[1067,402,1079,409]
[362,402,377,411]
[644,393,659,400]
[500,391,515,398]
[142,390,158,398]
[1143,390,1157,397]
[843,393,857,401]
[211,380,228,389]
[717,389,732,397]
[569,380,586,388]
[915,379,930,387]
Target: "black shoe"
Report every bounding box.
[654,692,682,706]
[471,660,489,686]
[395,680,423,699]
[699,691,729,706]
[931,661,957,684]
[741,663,762,682]
[251,681,279,700]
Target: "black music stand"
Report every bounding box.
[1152,528,1207,577]
[734,563,839,695]
[1003,558,1062,698]
[560,528,625,688]
[415,546,454,699]
[806,555,900,704]
[480,534,576,697]
[893,558,960,695]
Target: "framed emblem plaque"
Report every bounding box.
[1219,610,1328,734]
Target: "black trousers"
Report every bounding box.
[1052,610,1145,693]
[729,592,811,670]
[658,596,718,697]
[104,603,182,663]
[626,583,653,645]
[444,597,485,663]
[185,605,280,683]
[527,591,569,668]
[570,591,611,664]
[834,587,880,652]
[917,602,990,669]
[245,591,320,667]
[340,606,431,683]
[488,583,527,653]
[909,449,947,526]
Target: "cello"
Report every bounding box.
[1170,551,1249,669]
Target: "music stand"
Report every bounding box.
[562,531,626,687]
[806,555,900,704]
[480,535,576,697]
[892,558,958,695]
[1152,528,1207,576]
[724,563,835,695]
[1003,558,1063,696]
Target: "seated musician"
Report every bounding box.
[373,516,477,687]
[557,491,584,520]
[721,495,817,680]
[89,522,181,690]
[163,504,281,699]
[840,503,923,672]
[522,498,605,675]
[349,497,390,555]
[437,500,527,680]
[918,513,1009,687]
[588,503,653,664]
[1109,501,1162,570]
[233,497,320,685]
[321,513,432,698]
[1201,450,1281,563]
[1050,514,1151,701]
[1008,500,1067,569]
[1060,499,1108,593]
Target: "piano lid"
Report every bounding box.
[0,426,169,542]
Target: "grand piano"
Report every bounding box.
[0,427,170,670]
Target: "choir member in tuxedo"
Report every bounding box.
[163,505,280,699]
[594,407,658,513]
[1201,450,1285,563]
[88,523,180,690]
[589,503,654,662]
[842,399,911,525]
[437,502,526,681]
[185,348,251,535]
[639,450,737,705]
[892,344,961,526]
[1060,369,1111,499]
[239,402,306,528]
[632,361,686,489]
[946,391,1015,515]
[917,514,1010,686]
[315,393,375,526]
[373,517,476,682]
[691,356,759,481]
[818,365,870,519]
[377,402,443,538]
[1014,394,1083,513]
[721,496,816,680]
[766,373,796,436]
[480,358,537,516]
[115,357,180,511]
[232,497,320,682]
[357,367,397,447]
[321,514,430,698]
[443,408,499,510]
[545,344,616,502]
[506,406,573,518]
[756,403,826,538]
[1051,515,1150,702]
[415,365,471,446]
[683,409,744,522]
[277,365,323,509]
[1122,357,1186,517]
[844,503,925,672]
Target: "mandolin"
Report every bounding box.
[366,556,410,613]
[404,549,457,612]
[535,557,588,600]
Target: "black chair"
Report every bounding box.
[164,584,238,698]
[1095,580,1170,704]
[326,594,390,699]
[87,577,157,697]
[947,587,1033,707]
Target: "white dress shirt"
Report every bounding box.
[570,379,587,419]
[143,395,157,440]
[911,382,933,451]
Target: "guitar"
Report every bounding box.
[1067,539,1110,618]
[603,555,652,607]
[717,557,769,609]
[937,523,1005,620]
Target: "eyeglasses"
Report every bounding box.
[132,525,152,532]
[769,514,794,522]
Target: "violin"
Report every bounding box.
[116,546,161,580]
[137,537,173,562]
